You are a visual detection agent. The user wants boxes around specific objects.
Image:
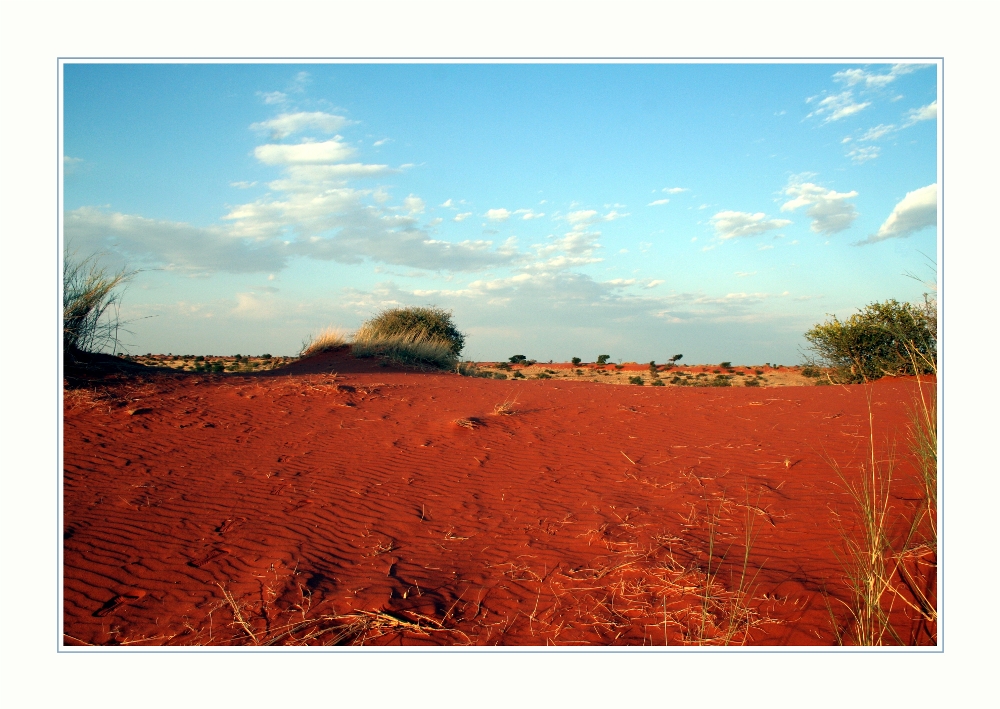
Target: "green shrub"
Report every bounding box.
[358,306,465,356]
[744,378,760,387]
[802,366,822,378]
[651,379,665,387]
[720,361,732,369]
[512,370,525,379]
[496,362,511,371]
[629,376,644,385]
[535,372,552,379]
[804,299,936,383]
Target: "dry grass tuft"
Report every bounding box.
[351,331,457,369]
[825,384,937,645]
[300,328,348,357]
[492,396,518,416]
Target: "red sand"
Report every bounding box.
[62,351,936,646]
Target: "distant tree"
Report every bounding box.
[509,354,527,365]
[571,357,582,366]
[596,354,611,365]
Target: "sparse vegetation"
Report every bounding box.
[628,376,644,385]
[596,354,611,365]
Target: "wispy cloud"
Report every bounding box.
[64,155,83,175]
[847,146,880,163]
[250,112,352,140]
[858,183,936,245]
[781,180,859,234]
[453,212,472,222]
[833,64,915,89]
[859,124,895,141]
[805,91,871,122]
[663,187,688,194]
[648,198,670,206]
[710,211,791,240]
[904,100,937,126]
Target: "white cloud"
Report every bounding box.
[648,198,670,206]
[250,112,352,139]
[904,100,937,125]
[441,199,453,208]
[847,146,880,163]
[258,91,287,105]
[859,183,937,245]
[710,211,792,240]
[567,209,597,225]
[645,279,664,288]
[373,138,391,147]
[566,209,629,229]
[734,271,757,277]
[454,212,472,222]
[428,217,443,226]
[230,180,257,189]
[254,139,356,165]
[833,64,914,89]
[64,206,289,274]
[403,195,425,214]
[663,187,688,194]
[859,124,895,141]
[486,208,511,221]
[781,181,859,234]
[64,155,83,174]
[266,164,394,192]
[806,91,871,122]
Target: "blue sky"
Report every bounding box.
[63,62,938,363]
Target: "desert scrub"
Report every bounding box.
[628,376,644,385]
[63,250,136,356]
[804,299,936,383]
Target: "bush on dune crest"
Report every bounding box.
[351,306,464,369]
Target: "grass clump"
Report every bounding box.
[63,250,136,357]
[358,307,465,355]
[300,328,348,356]
[351,307,463,369]
[628,375,644,385]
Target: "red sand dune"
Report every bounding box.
[63,350,936,646]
